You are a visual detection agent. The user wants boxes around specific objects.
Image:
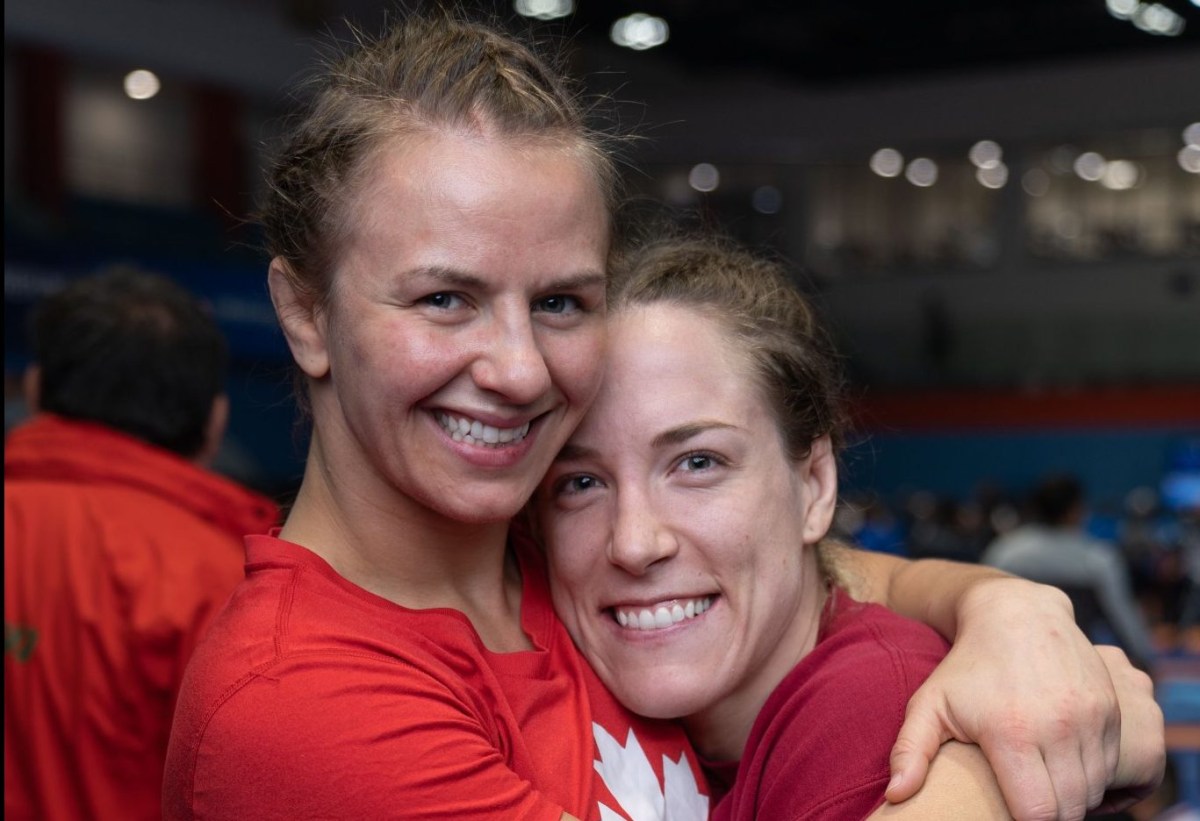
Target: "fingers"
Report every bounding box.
[885,694,953,803]
[982,714,1116,821]
[980,734,1061,821]
[1095,644,1165,794]
[1042,741,1095,821]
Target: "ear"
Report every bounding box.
[798,435,839,544]
[268,257,329,379]
[22,365,42,414]
[195,393,230,467]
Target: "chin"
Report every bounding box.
[426,489,532,526]
[602,674,705,722]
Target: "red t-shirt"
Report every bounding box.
[164,533,710,820]
[5,414,280,821]
[708,588,950,821]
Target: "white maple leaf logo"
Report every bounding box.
[592,723,709,821]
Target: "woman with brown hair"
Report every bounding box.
[537,235,1163,819]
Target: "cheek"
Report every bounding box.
[546,324,607,404]
[547,510,608,582]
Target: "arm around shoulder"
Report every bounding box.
[869,742,1011,820]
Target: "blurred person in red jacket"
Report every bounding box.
[4,266,280,820]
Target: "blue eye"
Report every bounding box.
[422,292,463,310]
[557,474,600,495]
[534,295,580,315]
[679,453,716,472]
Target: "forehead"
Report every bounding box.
[337,130,610,277]
[589,303,767,428]
[356,129,605,218]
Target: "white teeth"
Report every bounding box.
[613,597,714,631]
[436,413,531,448]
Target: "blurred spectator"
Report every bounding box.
[4,267,280,820]
[844,494,908,556]
[1119,486,1195,650]
[982,473,1156,673]
[905,490,978,562]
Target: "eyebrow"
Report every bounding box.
[406,265,607,292]
[552,420,737,464]
[651,421,736,449]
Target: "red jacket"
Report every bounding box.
[4,414,280,821]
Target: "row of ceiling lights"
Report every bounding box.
[867,125,1200,193]
[121,1,667,101]
[518,0,1194,44]
[515,0,669,49]
[1105,0,1191,35]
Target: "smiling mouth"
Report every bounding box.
[437,412,532,447]
[611,596,715,631]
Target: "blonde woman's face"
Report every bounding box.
[304,132,610,524]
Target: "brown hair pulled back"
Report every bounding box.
[260,12,619,308]
[610,236,849,461]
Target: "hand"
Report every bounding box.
[885,577,1124,821]
[1089,645,1164,813]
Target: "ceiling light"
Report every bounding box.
[1073,152,1106,182]
[1099,160,1139,190]
[688,163,719,192]
[1179,145,1200,174]
[968,140,1003,169]
[1132,3,1185,35]
[1184,123,1200,148]
[976,163,1008,189]
[869,148,904,178]
[905,158,938,187]
[514,0,573,20]
[123,69,160,100]
[611,13,669,50]
[1106,0,1139,19]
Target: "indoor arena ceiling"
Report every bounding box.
[324,0,1200,85]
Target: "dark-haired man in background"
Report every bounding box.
[4,267,280,820]
[982,472,1156,674]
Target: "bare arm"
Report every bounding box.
[867,742,1010,820]
[833,544,1164,821]
[834,544,1012,638]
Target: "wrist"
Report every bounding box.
[958,576,1075,634]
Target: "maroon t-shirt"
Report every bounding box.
[708,587,950,821]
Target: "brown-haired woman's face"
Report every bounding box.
[536,303,837,736]
[303,131,610,523]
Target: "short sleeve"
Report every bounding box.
[167,652,566,821]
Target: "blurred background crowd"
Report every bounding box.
[4,0,1199,817]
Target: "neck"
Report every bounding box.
[280,434,531,652]
[683,557,828,763]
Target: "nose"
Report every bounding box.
[607,488,678,576]
[471,308,553,404]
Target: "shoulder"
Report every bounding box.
[809,595,950,695]
[729,593,948,820]
[165,577,522,818]
[869,742,1010,820]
